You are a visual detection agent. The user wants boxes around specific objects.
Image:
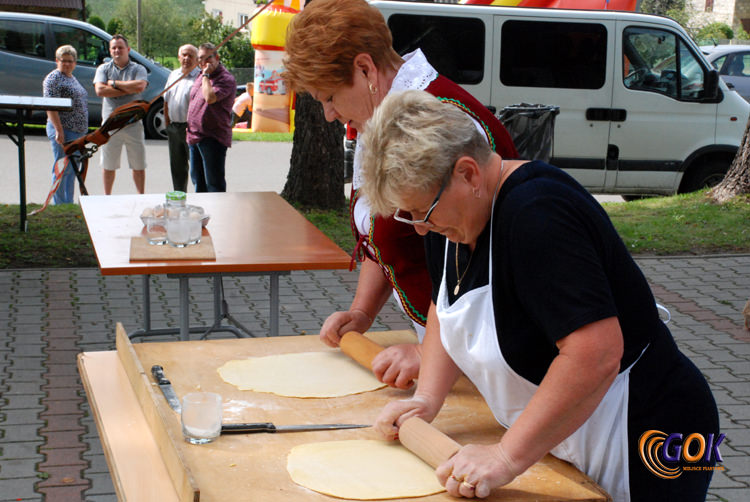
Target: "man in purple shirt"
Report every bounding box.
[187,42,236,192]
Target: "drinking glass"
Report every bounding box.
[187,212,202,245]
[167,209,191,247]
[145,217,166,245]
[181,392,222,444]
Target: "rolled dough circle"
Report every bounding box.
[287,439,445,500]
[217,351,386,398]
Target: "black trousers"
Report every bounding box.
[166,122,189,192]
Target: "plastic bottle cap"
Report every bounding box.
[166,191,187,202]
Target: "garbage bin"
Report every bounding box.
[497,104,560,163]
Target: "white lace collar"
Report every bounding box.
[390,49,439,93]
[353,50,438,189]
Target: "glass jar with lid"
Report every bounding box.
[165,191,187,208]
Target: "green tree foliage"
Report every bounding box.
[112,0,200,58]
[91,0,252,68]
[696,22,734,43]
[640,0,690,36]
[188,12,254,69]
[88,15,105,30]
[89,0,253,68]
[640,0,686,16]
[88,0,119,24]
[106,18,124,36]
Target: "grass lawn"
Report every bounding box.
[1,190,748,269]
[231,130,293,142]
[604,191,750,255]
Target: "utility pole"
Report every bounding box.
[136,0,142,52]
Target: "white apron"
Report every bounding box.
[435,196,641,502]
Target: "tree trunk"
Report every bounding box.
[282,93,345,209]
[711,115,750,203]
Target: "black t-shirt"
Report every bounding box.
[426,162,719,499]
[425,161,662,385]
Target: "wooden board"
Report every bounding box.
[130,235,216,261]
[115,325,199,501]
[78,350,181,502]
[99,329,611,502]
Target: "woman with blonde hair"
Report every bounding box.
[365,90,719,502]
[43,44,88,204]
[283,0,517,389]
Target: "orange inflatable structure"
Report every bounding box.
[250,0,302,132]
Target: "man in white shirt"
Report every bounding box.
[164,44,199,191]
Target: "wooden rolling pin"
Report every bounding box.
[339,331,384,370]
[399,416,462,469]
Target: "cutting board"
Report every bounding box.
[82,327,610,502]
[129,235,216,261]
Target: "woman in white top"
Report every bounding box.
[282,0,517,389]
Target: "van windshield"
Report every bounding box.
[623,27,706,101]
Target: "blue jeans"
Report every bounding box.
[189,137,227,192]
[47,122,85,204]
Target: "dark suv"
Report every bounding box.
[0,12,170,138]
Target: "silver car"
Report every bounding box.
[0,12,170,138]
[701,44,750,102]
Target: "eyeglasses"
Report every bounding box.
[57,58,76,64]
[393,175,449,226]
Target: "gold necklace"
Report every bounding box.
[453,160,507,296]
[454,242,473,295]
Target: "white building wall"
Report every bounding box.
[688,0,745,33]
[204,0,258,29]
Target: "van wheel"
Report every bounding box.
[679,160,727,193]
[144,100,167,140]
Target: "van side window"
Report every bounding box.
[709,55,725,71]
[499,20,606,89]
[623,27,705,101]
[388,14,484,85]
[718,53,749,77]
[51,24,109,66]
[0,20,46,58]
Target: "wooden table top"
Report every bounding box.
[78,330,610,502]
[80,192,351,275]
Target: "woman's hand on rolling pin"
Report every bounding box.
[374,395,441,440]
[319,309,372,347]
[436,443,521,499]
[372,343,421,389]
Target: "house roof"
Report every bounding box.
[0,0,83,8]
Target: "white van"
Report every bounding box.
[372,1,750,196]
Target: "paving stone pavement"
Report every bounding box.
[0,256,748,501]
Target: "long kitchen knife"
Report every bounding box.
[221,422,370,434]
[151,365,182,413]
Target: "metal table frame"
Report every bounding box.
[0,95,72,231]
[129,271,289,341]
[80,192,351,342]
